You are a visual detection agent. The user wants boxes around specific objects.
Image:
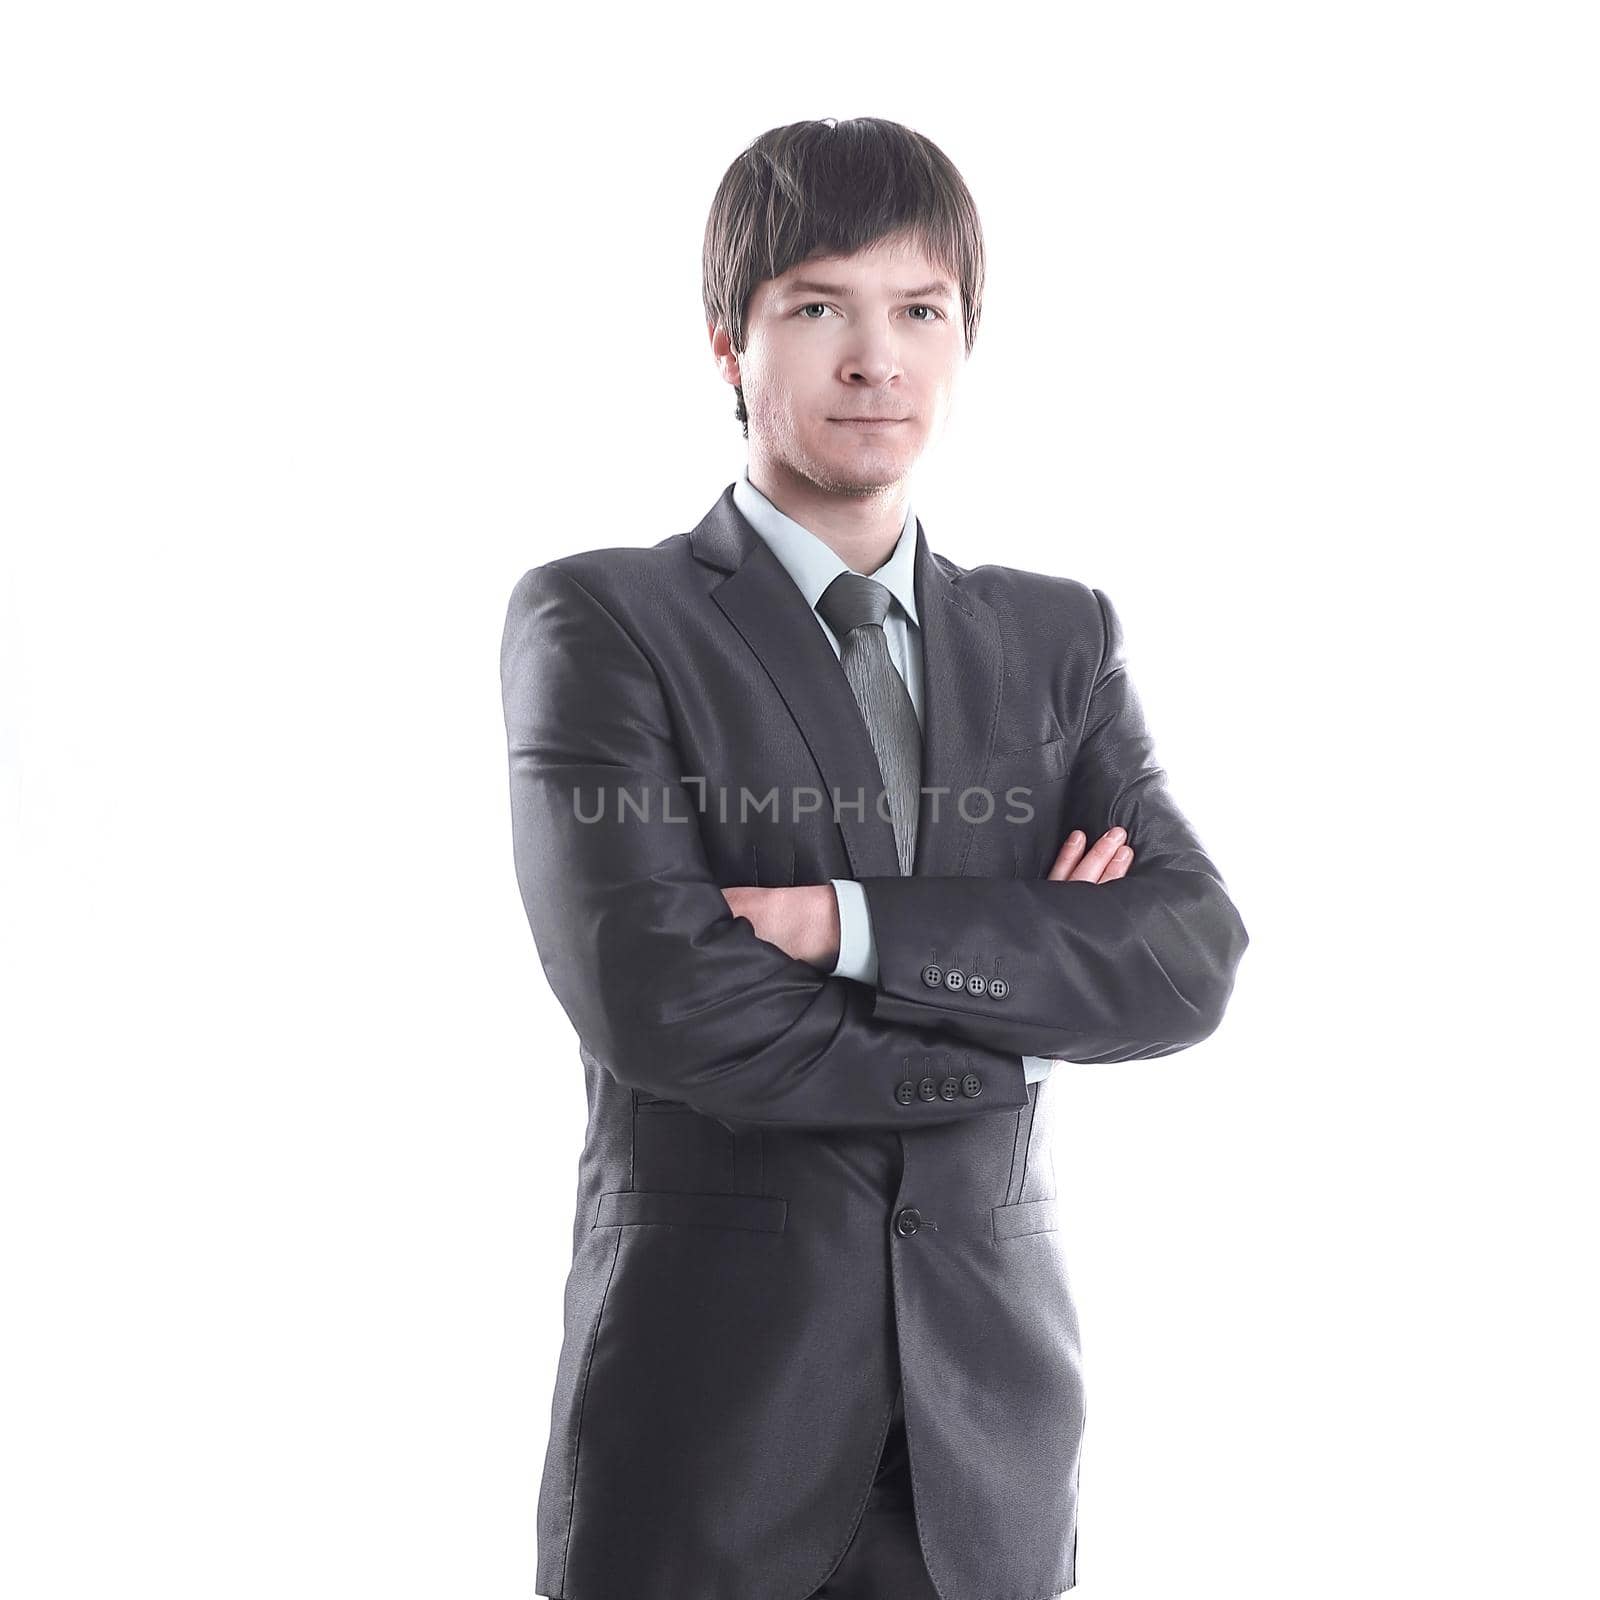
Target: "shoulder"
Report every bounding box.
[938,550,1112,655]
[504,530,697,619]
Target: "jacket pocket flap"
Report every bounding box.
[987,735,1070,786]
[992,1197,1060,1240]
[594,1189,788,1233]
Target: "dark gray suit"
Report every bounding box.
[499,482,1249,1600]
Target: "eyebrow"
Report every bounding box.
[777,278,958,302]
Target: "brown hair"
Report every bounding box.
[702,116,986,437]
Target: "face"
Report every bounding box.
[712,233,967,497]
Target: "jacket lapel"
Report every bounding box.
[691,483,1002,882]
[909,518,1003,878]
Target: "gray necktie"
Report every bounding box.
[816,571,923,875]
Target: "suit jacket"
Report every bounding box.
[728,462,1060,1089]
[499,481,1250,1600]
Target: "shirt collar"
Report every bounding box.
[732,464,920,628]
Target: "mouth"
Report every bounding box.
[829,417,908,429]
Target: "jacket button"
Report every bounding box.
[895,1080,916,1105]
[895,1207,922,1236]
[917,1076,938,1102]
[961,1072,983,1098]
[943,967,967,991]
[939,1076,960,1100]
[921,963,944,988]
[987,976,1009,1000]
[965,972,988,995]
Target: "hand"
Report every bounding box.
[721,884,841,969]
[1039,826,1132,1062]
[1047,825,1133,883]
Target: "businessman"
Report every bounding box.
[500,116,1249,1600]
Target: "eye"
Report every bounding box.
[793,302,946,322]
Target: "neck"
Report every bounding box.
[746,451,907,575]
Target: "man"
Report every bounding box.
[500,116,1248,1600]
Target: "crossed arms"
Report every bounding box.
[719,824,1136,998]
[500,563,1249,1133]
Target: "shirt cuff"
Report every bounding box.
[1022,1055,1056,1083]
[829,878,879,983]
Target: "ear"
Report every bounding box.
[709,323,743,387]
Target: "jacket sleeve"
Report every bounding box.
[500,562,1032,1131]
[854,586,1250,1063]
[833,877,1059,1082]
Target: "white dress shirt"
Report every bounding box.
[731,465,1056,1087]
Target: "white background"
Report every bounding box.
[3,4,1595,1597]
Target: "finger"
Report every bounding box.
[1046,830,1086,881]
[1068,826,1126,882]
[1097,844,1134,883]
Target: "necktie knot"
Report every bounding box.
[817,571,894,637]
